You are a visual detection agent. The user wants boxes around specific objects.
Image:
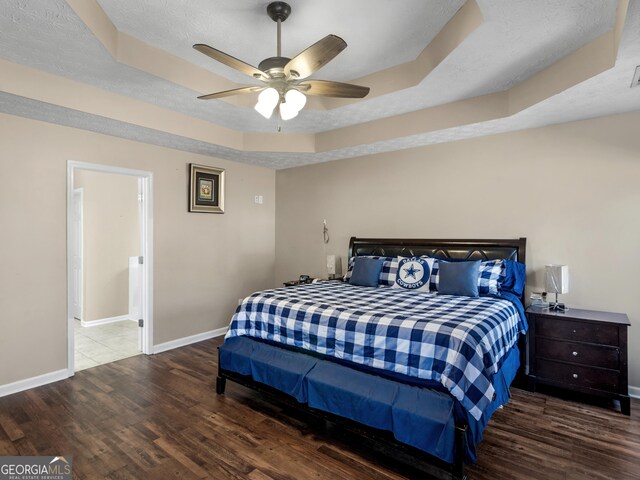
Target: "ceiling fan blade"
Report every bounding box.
[193,44,268,80]
[299,80,370,98]
[285,34,347,80]
[197,86,263,100]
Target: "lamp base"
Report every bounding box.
[548,302,567,312]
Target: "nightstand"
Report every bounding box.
[526,306,630,415]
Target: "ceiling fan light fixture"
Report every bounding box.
[254,87,279,118]
[194,2,369,121]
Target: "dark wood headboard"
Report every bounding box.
[348,237,526,265]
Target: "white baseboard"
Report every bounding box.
[81,314,130,327]
[629,386,640,399]
[0,369,69,398]
[153,327,227,354]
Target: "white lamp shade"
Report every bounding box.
[545,264,569,294]
[254,88,279,119]
[284,89,306,110]
[279,102,299,120]
[326,255,342,276]
[279,89,307,120]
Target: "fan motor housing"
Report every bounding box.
[258,56,291,77]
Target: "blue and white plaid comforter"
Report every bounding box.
[225,282,526,420]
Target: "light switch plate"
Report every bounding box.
[631,65,640,88]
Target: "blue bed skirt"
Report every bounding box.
[219,336,519,464]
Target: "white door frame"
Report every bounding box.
[66,161,154,376]
[72,188,84,321]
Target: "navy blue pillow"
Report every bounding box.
[438,260,480,297]
[349,257,384,287]
[501,260,526,296]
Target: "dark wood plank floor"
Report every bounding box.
[1,337,639,479]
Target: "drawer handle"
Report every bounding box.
[572,373,578,379]
[572,329,577,334]
[572,351,578,357]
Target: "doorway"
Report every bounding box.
[66,161,153,375]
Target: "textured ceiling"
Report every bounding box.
[96,0,466,84]
[0,0,638,169]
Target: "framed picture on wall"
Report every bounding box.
[189,164,225,213]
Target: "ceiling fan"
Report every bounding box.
[193,1,370,121]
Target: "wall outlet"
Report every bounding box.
[254,195,264,204]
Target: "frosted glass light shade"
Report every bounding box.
[254,88,279,119]
[279,89,307,120]
[279,102,299,120]
[285,89,306,110]
[545,264,569,294]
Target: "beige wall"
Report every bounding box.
[2,108,639,391]
[74,170,139,321]
[0,113,275,386]
[275,111,640,388]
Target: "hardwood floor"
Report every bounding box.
[1,337,639,479]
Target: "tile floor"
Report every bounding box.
[74,319,140,371]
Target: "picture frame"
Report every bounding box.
[189,163,225,214]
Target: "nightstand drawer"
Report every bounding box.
[536,358,619,391]
[535,337,619,370]
[536,316,619,346]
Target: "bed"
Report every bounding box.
[216,237,528,480]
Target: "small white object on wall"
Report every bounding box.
[631,65,640,88]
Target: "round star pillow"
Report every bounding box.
[392,256,433,292]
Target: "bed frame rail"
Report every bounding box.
[216,367,468,480]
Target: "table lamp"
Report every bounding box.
[326,255,342,280]
[545,264,569,312]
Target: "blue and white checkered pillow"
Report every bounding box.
[478,259,504,295]
[379,258,397,286]
[429,259,440,292]
[428,258,504,295]
[344,256,395,286]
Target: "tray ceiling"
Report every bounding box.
[0,0,638,169]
